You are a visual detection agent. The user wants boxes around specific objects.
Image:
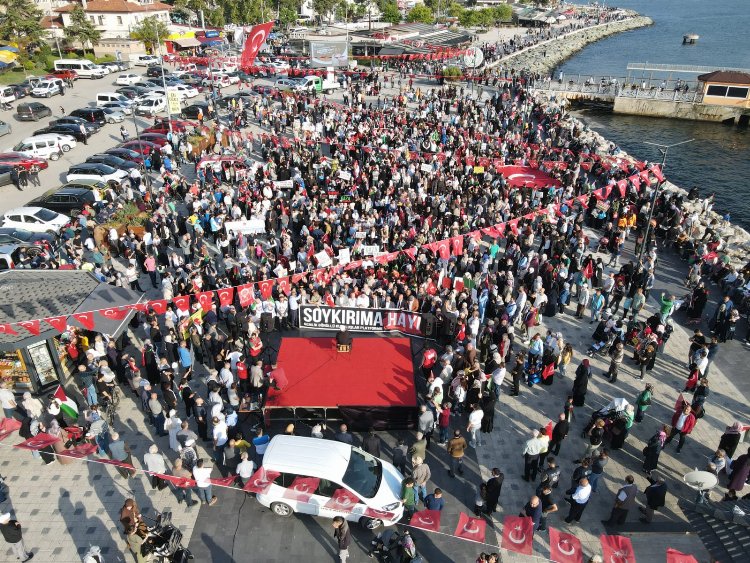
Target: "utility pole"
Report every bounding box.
[154,24,174,136]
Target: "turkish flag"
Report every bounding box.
[617,179,628,198]
[237,284,255,308]
[196,291,214,311]
[451,236,464,256]
[241,21,274,68]
[0,323,18,335]
[172,295,190,313]
[600,535,636,563]
[276,277,291,296]
[72,312,95,331]
[130,303,149,313]
[666,548,697,563]
[155,473,196,489]
[501,515,533,555]
[95,457,135,471]
[292,272,309,283]
[243,468,280,494]
[434,239,451,260]
[258,279,275,299]
[324,489,360,513]
[640,170,651,182]
[99,307,130,321]
[577,194,590,209]
[364,507,397,520]
[209,475,238,487]
[59,443,99,459]
[507,219,519,236]
[582,261,594,279]
[375,252,399,265]
[651,164,665,183]
[344,260,362,271]
[44,316,67,332]
[630,175,641,192]
[466,230,482,241]
[454,512,486,543]
[15,433,60,451]
[403,247,417,260]
[18,320,40,335]
[0,417,22,442]
[544,420,554,440]
[149,300,168,315]
[549,528,583,563]
[284,477,320,502]
[409,509,441,532]
[217,287,235,308]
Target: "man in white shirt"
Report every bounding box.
[466,404,484,448]
[491,360,506,399]
[236,452,255,486]
[192,459,217,506]
[522,429,545,481]
[218,361,234,391]
[565,478,592,523]
[212,415,228,466]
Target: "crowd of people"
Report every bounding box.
[3,48,750,562]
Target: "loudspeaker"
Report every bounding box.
[422,313,437,338]
[260,312,274,333]
[442,316,457,337]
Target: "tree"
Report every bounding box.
[313,0,338,23]
[380,1,401,24]
[406,3,434,23]
[279,0,303,27]
[0,0,45,60]
[492,4,512,22]
[130,15,170,51]
[64,6,102,55]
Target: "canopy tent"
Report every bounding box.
[172,37,201,48]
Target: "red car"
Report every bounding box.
[144,118,197,135]
[0,152,49,172]
[138,133,170,147]
[120,140,160,156]
[48,70,78,81]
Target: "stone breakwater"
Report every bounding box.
[493,16,654,76]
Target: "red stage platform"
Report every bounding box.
[266,337,417,409]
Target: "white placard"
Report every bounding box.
[420,163,433,173]
[362,245,379,256]
[315,250,332,268]
[273,179,293,189]
[355,231,367,239]
[225,219,265,235]
[338,170,352,181]
[338,248,351,265]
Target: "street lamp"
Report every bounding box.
[623,138,694,318]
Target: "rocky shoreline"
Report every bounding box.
[493,15,654,76]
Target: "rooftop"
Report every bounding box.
[697,70,750,84]
[56,0,172,14]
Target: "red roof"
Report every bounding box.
[697,70,750,85]
[57,0,172,13]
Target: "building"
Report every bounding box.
[697,70,750,109]
[34,0,70,17]
[55,0,172,40]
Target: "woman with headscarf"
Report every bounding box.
[480,391,496,435]
[687,281,709,322]
[165,409,182,452]
[642,424,668,476]
[609,404,635,450]
[571,360,591,407]
[20,392,44,420]
[719,422,744,459]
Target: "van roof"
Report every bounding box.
[262,435,352,479]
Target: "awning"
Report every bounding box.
[0,45,19,53]
[378,47,405,56]
[197,37,224,46]
[173,37,201,48]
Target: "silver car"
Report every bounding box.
[0,120,11,137]
[101,107,125,123]
[102,101,132,115]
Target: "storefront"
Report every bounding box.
[0,270,143,396]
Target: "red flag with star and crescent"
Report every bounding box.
[196,291,214,311]
[600,535,636,563]
[17,320,40,335]
[172,295,190,313]
[72,312,95,331]
[549,527,583,563]
[409,509,441,532]
[99,307,130,321]
[454,512,486,542]
[237,284,255,308]
[501,515,533,555]
[217,287,234,308]
[44,317,67,332]
[258,279,275,299]
[149,300,168,315]
[241,21,274,69]
[665,548,697,563]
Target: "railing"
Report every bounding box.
[530,75,705,104]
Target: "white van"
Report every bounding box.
[130,54,160,67]
[11,134,77,160]
[0,87,16,105]
[256,436,404,528]
[96,92,133,107]
[31,79,64,98]
[54,59,106,79]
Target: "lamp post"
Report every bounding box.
[51,25,63,59]
[623,138,694,319]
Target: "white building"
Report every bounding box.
[34,0,70,17]
[56,0,172,40]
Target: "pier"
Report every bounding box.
[531,63,750,124]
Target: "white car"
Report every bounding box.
[268,60,291,71]
[96,64,112,75]
[1,206,69,235]
[66,163,130,187]
[166,85,198,101]
[201,75,231,88]
[275,78,302,91]
[135,97,166,116]
[212,71,239,84]
[10,134,77,160]
[116,73,141,86]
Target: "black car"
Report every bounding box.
[16,102,52,122]
[30,187,101,215]
[69,108,107,126]
[104,147,143,164]
[10,84,29,98]
[33,123,90,142]
[86,153,138,170]
[180,102,209,119]
[146,65,167,78]
[0,227,56,251]
[116,86,151,99]
[49,116,100,132]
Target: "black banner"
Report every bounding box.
[299,305,424,336]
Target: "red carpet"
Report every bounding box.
[266,338,416,408]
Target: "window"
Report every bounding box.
[89,16,95,23]
[315,479,340,498]
[98,15,104,25]
[727,87,749,99]
[117,16,123,24]
[706,84,749,99]
[706,85,728,96]
[342,449,382,499]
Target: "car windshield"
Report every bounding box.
[341,448,382,499]
[11,143,27,152]
[11,229,33,241]
[34,208,58,222]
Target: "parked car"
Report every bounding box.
[15,102,52,122]
[144,118,197,135]
[201,75,231,88]
[0,206,69,235]
[33,124,90,143]
[0,227,56,253]
[48,69,78,81]
[0,120,11,137]
[10,134,77,160]
[146,65,168,78]
[0,152,49,172]
[213,71,239,84]
[169,84,199,99]
[0,165,14,187]
[31,79,64,98]
[66,162,130,187]
[120,139,159,156]
[86,153,138,171]
[116,86,151,99]
[11,83,31,97]
[104,147,143,164]
[275,77,302,91]
[29,187,102,215]
[252,85,275,95]
[180,102,209,120]
[69,108,107,126]
[101,107,126,123]
[100,61,128,72]
[137,132,169,146]
[135,97,166,116]
[116,73,141,86]
[101,101,133,115]
[49,116,100,133]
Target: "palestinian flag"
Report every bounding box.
[54,385,79,419]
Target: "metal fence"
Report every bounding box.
[531,75,705,104]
